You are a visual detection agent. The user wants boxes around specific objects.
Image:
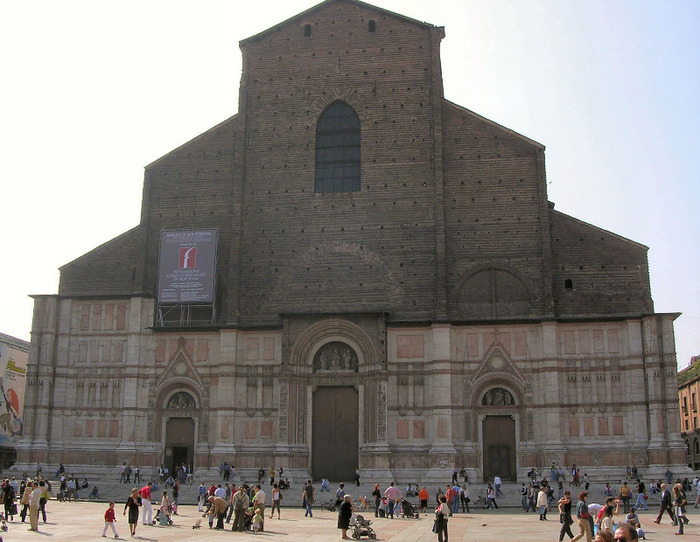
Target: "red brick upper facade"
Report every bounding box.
[57,0,653,327]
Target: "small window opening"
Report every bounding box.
[368,20,376,32]
[564,279,573,290]
[304,24,312,37]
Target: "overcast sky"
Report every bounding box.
[2,0,698,369]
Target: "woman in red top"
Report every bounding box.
[418,486,429,513]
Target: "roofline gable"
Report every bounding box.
[443,99,545,150]
[550,208,649,251]
[240,0,436,46]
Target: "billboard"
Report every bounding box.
[157,229,218,303]
[0,335,28,446]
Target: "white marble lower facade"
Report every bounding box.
[15,295,688,483]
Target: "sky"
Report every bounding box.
[1,0,698,369]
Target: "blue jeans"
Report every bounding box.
[304,500,313,517]
[387,500,395,518]
[451,498,459,514]
[634,493,648,510]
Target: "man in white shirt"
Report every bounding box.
[494,475,502,497]
[29,481,43,531]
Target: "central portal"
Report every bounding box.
[312,386,358,482]
[482,415,516,482]
[164,417,194,475]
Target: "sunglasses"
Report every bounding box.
[613,538,628,542]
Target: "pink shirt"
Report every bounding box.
[384,486,402,501]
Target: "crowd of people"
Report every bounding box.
[0,473,50,532]
[0,462,697,541]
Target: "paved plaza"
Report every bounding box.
[2,500,697,542]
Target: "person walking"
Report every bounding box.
[270,483,281,519]
[20,482,32,522]
[435,494,449,542]
[494,474,502,497]
[558,490,575,542]
[486,483,498,509]
[102,501,120,539]
[302,480,315,518]
[672,483,688,535]
[571,491,592,542]
[520,483,529,512]
[1,481,16,522]
[633,480,648,511]
[123,488,141,537]
[653,483,676,525]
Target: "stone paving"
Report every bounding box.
[2,500,697,542]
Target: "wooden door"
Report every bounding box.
[312,387,358,481]
[482,415,516,481]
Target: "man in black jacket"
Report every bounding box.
[653,483,676,525]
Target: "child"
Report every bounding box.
[102,501,119,538]
[206,504,214,529]
[252,508,263,533]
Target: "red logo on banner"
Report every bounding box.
[179,247,197,268]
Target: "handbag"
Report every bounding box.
[10,504,18,515]
[432,519,438,533]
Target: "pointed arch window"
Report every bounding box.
[315,101,361,193]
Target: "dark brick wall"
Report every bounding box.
[57,0,654,325]
[59,226,145,296]
[441,102,552,318]
[140,116,242,323]
[234,1,444,324]
[550,210,653,316]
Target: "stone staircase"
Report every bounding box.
[30,476,667,512]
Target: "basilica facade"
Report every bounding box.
[17,0,685,483]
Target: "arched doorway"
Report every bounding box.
[163,391,197,475]
[480,387,517,482]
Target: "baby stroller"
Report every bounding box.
[399,498,419,519]
[473,495,488,510]
[154,505,174,526]
[350,514,377,539]
[324,499,338,511]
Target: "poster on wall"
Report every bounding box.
[0,339,28,445]
[157,229,218,303]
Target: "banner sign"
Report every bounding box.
[0,338,28,446]
[157,229,218,303]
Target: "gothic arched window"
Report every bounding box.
[315,101,361,193]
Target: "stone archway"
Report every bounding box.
[477,386,519,482]
[161,390,198,475]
